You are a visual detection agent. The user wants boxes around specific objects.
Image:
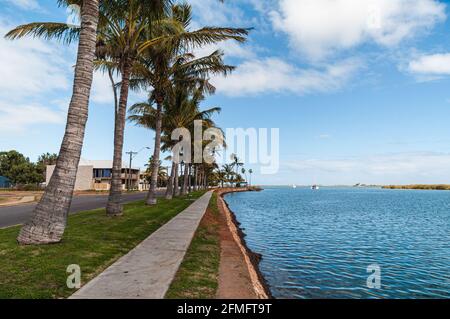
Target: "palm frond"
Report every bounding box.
[4,22,80,44]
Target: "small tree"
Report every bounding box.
[36,153,58,179]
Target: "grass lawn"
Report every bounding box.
[166,192,221,299]
[0,191,205,299]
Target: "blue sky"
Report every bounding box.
[3,0,450,185]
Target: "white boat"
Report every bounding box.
[311,185,319,190]
[292,184,297,189]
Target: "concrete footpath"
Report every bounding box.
[70,191,213,299]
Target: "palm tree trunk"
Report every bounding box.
[188,164,192,192]
[17,0,99,245]
[146,100,163,205]
[173,163,180,197]
[193,165,198,191]
[199,169,203,190]
[106,59,132,216]
[181,163,189,195]
[165,163,175,199]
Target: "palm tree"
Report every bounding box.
[222,164,235,187]
[216,169,227,188]
[96,1,173,216]
[241,167,247,183]
[144,156,168,188]
[6,0,100,244]
[6,0,175,214]
[248,168,253,186]
[6,0,171,233]
[230,154,243,187]
[128,80,223,198]
[128,3,247,204]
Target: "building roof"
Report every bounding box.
[79,158,140,170]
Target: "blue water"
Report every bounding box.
[224,187,450,299]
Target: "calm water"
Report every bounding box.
[225,187,450,299]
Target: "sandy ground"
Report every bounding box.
[215,189,270,299]
[0,192,41,206]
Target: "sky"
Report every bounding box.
[3,0,450,185]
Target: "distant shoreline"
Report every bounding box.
[254,185,450,190]
[382,185,450,190]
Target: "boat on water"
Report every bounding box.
[292,184,297,189]
[311,185,320,190]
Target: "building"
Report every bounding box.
[0,176,11,188]
[46,159,142,191]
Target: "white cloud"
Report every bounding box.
[194,40,257,61]
[0,21,70,132]
[91,71,116,105]
[4,0,40,10]
[0,102,65,133]
[408,53,450,76]
[284,152,450,185]
[188,0,247,27]
[270,0,446,60]
[0,22,69,97]
[212,57,362,96]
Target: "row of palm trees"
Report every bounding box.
[214,156,253,188]
[6,0,248,245]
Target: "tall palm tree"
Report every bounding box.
[241,167,247,183]
[96,0,173,216]
[128,79,223,198]
[231,153,243,187]
[248,168,253,186]
[8,1,177,217]
[6,0,170,232]
[216,169,226,188]
[222,164,235,187]
[128,3,248,205]
[6,0,100,244]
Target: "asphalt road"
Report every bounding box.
[0,191,163,229]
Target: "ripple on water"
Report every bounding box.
[225,187,450,299]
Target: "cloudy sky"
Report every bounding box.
[2,0,450,185]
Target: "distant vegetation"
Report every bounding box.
[382,185,450,190]
[0,150,57,188]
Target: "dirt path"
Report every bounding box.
[0,195,37,207]
[215,189,270,299]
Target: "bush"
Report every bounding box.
[15,184,42,191]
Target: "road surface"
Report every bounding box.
[0,191,163,229]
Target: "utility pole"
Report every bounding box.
[125,147,151,191]
[126,151,138,191]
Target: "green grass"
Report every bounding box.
[166,192,221,299]
[0,191,205,299]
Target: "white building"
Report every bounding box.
[46,159,146,191]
